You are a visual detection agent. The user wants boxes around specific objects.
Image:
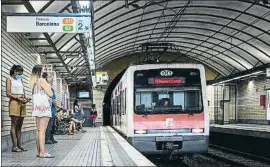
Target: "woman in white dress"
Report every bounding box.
[29,65,54,158]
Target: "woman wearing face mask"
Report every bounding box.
[29,65,54,158]
[6,65,30,152]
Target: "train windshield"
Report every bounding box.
[134,87,203,114]
[133,68,204,114]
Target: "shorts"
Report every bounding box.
[9,98,26,117]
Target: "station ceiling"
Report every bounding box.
[94,0,270,78]
[2,0,270,84]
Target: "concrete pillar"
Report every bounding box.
[93,89,105,125]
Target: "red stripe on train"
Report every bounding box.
[134,112,204,130]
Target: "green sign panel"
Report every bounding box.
[62,25,74,32]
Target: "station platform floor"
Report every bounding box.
[210,124,270,139]
[1,127,155,166]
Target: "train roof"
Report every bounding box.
[129,61,203,66]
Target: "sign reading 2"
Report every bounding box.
[78,23,83,30]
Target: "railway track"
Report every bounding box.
[112,128,270,167]
[149,146,270,167]
[209,144,270,164]
[205,146,270,167]
[202,152,248,167]
[146,155,189,167]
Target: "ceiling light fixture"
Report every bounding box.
[77,76,86,79]
[131,3,140,9]
[212,71,263,86]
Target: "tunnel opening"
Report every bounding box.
[102,68,127,126]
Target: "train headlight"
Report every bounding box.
[134,130,147,134]
[192,128,204,133]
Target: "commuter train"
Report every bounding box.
[110,63,209,156]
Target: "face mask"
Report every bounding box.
[15,74,22,80]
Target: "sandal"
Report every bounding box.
[18,147,28,151]
[36,151,46,157]
[38,153,55,158]
[12,147,22,152]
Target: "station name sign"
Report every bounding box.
[6,13,91,33]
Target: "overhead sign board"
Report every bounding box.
[7,14,90,33]
[43,64,53,72]
[96,71,109,86]
[266,68,270,78]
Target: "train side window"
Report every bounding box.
[125,89,126,115]
[114,99,116,115]
[111,99,113,114]
[120,91,122,115]
[123,90,125,115]
[115,96,117,115]
[112,99,115,115]
[111,97,113,114]
[118,95,121,115]
[117,95,120,115]
[120,91,123,115]
[121,90,125,115]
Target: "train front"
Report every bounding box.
[128,66,209,156]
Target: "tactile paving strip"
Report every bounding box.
[103,127,137,166]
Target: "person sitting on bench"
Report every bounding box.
[73,99,86,133]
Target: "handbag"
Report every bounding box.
[32,80,51,117]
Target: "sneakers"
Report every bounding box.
[45,140,54,144]
[18,147,28,151]
[46,140,58,144]
[12,147,22,152]
[51,140,58,144]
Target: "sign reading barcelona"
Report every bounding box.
[6,13,91,33]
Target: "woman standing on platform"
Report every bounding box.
[6,65,30,152]
[90,104,98,127]
[73,99,85,131]
[29,65,54,158]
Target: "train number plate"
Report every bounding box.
[156,136,183,141]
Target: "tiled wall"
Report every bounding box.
[207,75,270,125]
[1,14,70,138]
[237,75,269,124]
[1,14,45,136]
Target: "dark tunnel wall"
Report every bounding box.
[102,68,127,125]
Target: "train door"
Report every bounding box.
[120,90,126,131]
[223,86,230,124]
[120,90,123,129]
[223,102,229,124]
[115,97,118,126]
[213,85,236,124]
[112,99,116,126]
[117,95,121,127]
[123,89,127,133]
